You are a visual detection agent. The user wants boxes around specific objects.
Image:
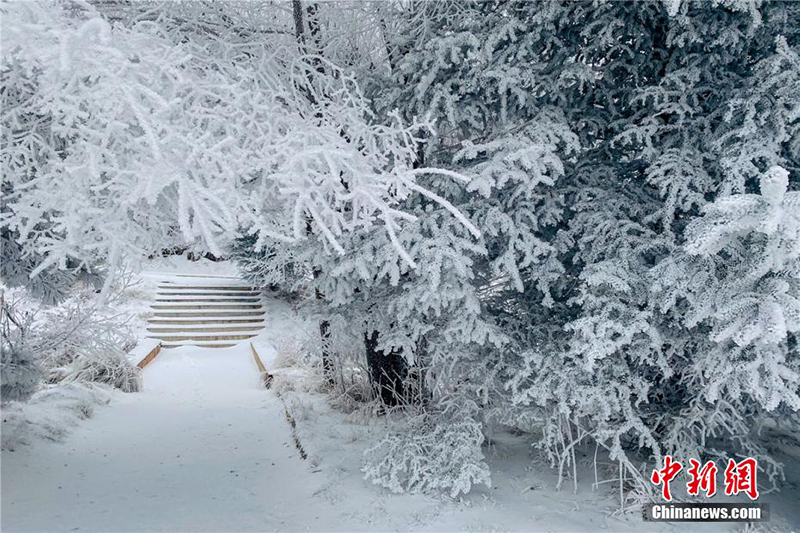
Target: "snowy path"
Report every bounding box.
[1,347,337,532]
[5,331,792,532]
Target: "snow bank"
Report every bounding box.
[1,383,112,451]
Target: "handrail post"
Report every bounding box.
[250,342,274,388]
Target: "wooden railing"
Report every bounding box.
[250,342,305,459]
[136,343,162,369]
[249,342,274,388]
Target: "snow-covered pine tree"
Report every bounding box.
[329,0,581,495]
[347,0,800,496]
[506,0,799,491]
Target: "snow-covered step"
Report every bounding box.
[161,340,238,349]
[157,288,259,293]
[154,296,260,301]
[147,317,266,325]
[151,304,262,310]
[152,310,265,318]
[146,278,266,349]
[170,274,241,279]
[161,344,236,349]
[154,300,260,305]
[147,325,264,333]
[154,300,262,305]
[158,285,256,291]
[156,290,261,298]
[147,333,259,342]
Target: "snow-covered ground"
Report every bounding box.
[3,334,674,532]
[3,258,798,532]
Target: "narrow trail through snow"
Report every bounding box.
[1,347,336,532]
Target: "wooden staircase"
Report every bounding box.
[147,280,265,349]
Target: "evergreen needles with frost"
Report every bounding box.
[2,0,798,501]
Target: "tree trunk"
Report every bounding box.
[294,0,334,387]
[314,268,333,387]
[364,330,407,407]
[359,26,423,408]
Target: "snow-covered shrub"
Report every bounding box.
[270,342,320,398]
[0,338,42,403]
[322,315,377,403]
[1,275,137,394]
[63,349,141,393]
[273,338,306,370]
[363,410,491,498]
[1,296,42,402]
[1,383,111,451]
[39,310,134,380]
[0,282,138,449]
